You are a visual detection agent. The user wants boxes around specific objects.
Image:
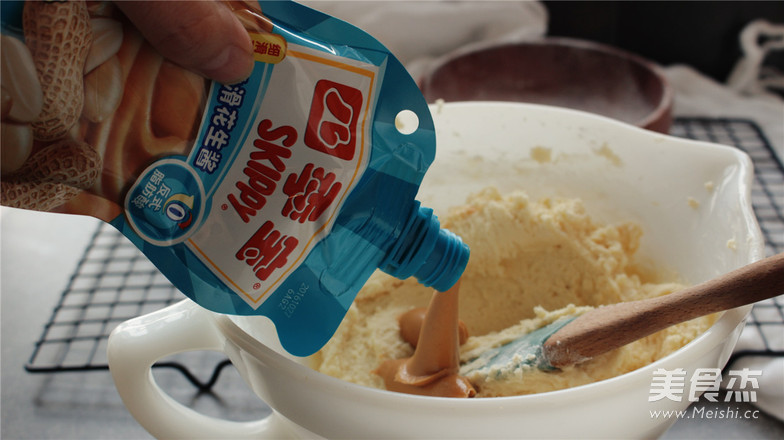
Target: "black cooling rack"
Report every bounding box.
[670,118,784,368]
[25,117,784,390]
[21,221,234,390]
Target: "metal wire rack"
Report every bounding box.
[25,117,784,390]
[21,221,233,390]
[669,118,784,368]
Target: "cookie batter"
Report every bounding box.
[310,188,716,397]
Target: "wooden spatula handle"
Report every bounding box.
[543,253,784,368]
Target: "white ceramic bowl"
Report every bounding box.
[109,102,763,439]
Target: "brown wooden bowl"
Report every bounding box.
[419,38,673,133]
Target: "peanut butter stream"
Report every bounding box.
[374,282,476,398]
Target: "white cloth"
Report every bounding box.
[725,331,784,421]
[665,64,784,163]
[726,20,784,100]
[301,0,547,79]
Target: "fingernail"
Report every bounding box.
[199,45,254,84]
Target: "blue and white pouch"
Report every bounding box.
[1,0,469,356]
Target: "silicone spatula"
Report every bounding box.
[461,252,784,378]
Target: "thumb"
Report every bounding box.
[116,0,254,84]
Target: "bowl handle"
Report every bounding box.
[107,299,294,439]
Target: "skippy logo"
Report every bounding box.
[305,79,362,160]
[225,119,298,224]
[185,44,377,309]
[224,79,363,285]
[123,40,378,311]
[225,79,361,224]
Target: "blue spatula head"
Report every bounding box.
[460,316,576,379]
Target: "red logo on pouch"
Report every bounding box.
[236,220,299,282]
[305,80,363,161]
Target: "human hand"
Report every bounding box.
[115,0,254,84]
[1,0,258,214]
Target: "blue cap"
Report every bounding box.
[381,203,470,291]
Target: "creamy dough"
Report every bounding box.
[309,187,716,397]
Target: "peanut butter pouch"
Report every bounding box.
[1,0,468,355]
